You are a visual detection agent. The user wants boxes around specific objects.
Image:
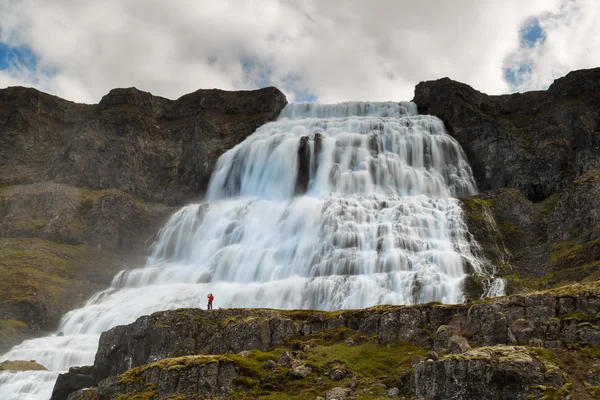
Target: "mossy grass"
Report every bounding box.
[114,338,425,400]
[0,360,47,371]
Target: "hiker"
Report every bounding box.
[207,293,214,310]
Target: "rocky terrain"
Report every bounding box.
[2,68,600,398]
[52,281,600,399]
[0,86,287,352]
[413,67,600,296]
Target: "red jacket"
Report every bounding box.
[208,295,214,303]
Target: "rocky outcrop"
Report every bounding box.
[414,67,600,202]
[0,183,174,352]
[460,174,600,295]
[1,85,287,203]
[420,69,600,293]
[0,85,287,353]
[54,281,600,399]
[414,346,568,400]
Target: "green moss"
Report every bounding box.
[304,340,425,378]
[460,197,492,224]
[463,275,486,300]
[502,274,549,294]
[80,198,94,210]
[0,238,89,307]
[0,319,28,340]
[73,389,98,400]
[541,193,560,215]
[114,391,157,400]
[0,360,47,371]
[501,221,521,234]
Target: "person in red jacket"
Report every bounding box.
[207,293,214,310]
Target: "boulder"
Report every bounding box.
[448,335,471,354]
[50,366,94,400]
[289,364,311,379]
[325,387,351,400]
[414,346,566,400]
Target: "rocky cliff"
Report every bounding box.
[414,68,600,296]
[0,86,287,353]
[55,281,600,399]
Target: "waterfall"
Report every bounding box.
[0,101,498,399]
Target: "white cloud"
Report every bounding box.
[0,0,595,104]
[505,0,600,92]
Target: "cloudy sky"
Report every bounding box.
[0,0,598,104]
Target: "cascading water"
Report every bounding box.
[0,101,499,399]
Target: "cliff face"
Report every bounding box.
[55,281,600,399]
[0,86,287,204]
[413,68,600,202]
[0,86,287,353]
[414,68,600,293]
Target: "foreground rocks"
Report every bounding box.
[56,281,600,399]
[414,346,568,400]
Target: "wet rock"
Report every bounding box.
[448,335,471,354]
[296,135,311,194]
[385,387,400,397]
[65,388,97,400]
[427,351,439,361]
[239,350,250,358]
[51,366,94,400]
[344,338,356,347]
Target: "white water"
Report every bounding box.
[0,101,500,399]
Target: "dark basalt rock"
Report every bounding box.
[0,85,287,204]
[414,346,567,400]
[50,366,94,400]
[53,281,600,399]
[414,67,600,202]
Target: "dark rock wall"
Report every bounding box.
[1,85,287,204]
[414,67,600,202]
[415,68,600,289]
[53,281,600,400]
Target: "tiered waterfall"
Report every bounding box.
[0,101,498,399]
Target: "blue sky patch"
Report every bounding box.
[242,55,318,102]
[504,64,532,87]
[241,55,272,89]
[504,17,545,90]
[521,18,544,48]
[0,42,37,71]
